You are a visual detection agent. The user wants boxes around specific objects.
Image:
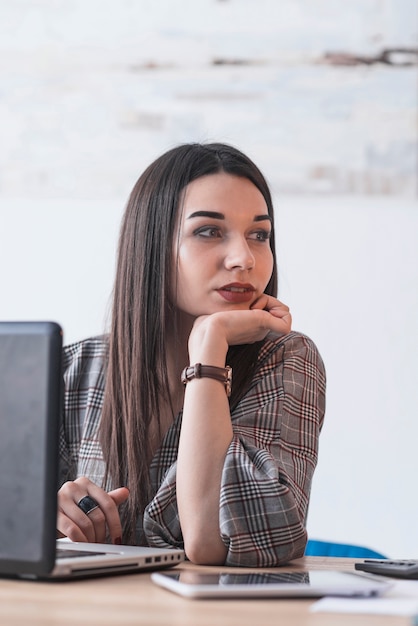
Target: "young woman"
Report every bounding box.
[57,142,326,567]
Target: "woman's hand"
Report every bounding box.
[249,293,292,340]
[189,295,292,357]
[57,477,129,544]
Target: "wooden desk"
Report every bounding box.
[0,557,410,626]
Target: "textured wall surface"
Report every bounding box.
[0,0,416,199]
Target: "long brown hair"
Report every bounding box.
[100,143,278,543]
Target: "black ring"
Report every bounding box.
[77,495,99,516]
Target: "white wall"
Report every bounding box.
[0,0,416,198]
[277,195,418,559]
[1,194,417,558]
[0,198,123,342]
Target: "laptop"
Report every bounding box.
[0,321,184,580]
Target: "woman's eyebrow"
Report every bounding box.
[254,214,272,223]
[187,210,224,220]
[187,211,272,223]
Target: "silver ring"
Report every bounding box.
[77,495,99,516]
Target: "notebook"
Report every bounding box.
[0,321,184,580]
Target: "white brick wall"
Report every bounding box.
[0,0,416,198]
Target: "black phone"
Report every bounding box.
[355,559,418,579]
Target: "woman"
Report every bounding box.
[57,142,326,567]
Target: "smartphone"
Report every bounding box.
[355,560,418,579]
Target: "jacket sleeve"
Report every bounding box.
[58,337,108,488]
[143,332,326,566]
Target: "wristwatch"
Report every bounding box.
[181,363,232,397]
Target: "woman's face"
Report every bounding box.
[173,172,274,319]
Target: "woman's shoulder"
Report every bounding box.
[63,335,109,379]
[257,330,325,373]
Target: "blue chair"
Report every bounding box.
[305,539,387,559]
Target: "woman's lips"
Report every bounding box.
[217,284,255,304]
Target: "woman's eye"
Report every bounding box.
[194,226,222,238]
[248,229,271,242]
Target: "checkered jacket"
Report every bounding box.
[59,331,326,567]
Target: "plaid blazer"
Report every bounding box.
[59,331,326,567]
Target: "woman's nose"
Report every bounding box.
[224,237,255,271]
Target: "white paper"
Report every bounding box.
[310,580,418,617]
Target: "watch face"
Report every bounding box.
[225,366,232,397]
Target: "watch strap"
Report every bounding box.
[181,363,232,397]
